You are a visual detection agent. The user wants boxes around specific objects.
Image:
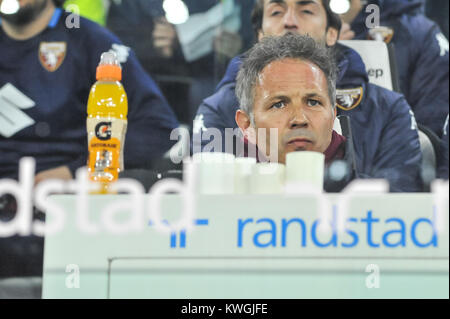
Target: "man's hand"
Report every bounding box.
[153,17,177,58]
[35,166,73,186]
[339,22,356,40]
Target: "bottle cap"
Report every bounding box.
[96,51,122,81]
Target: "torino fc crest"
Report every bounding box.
[336,87,363,111]
[39,42,67,72]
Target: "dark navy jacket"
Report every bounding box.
[194,44,423,192]
[437,114,449,180]
[0,9,179,179]
[351,0,449,136]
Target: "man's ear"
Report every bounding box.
[257,30,264,42]
[326,27,339,47]
[236,109,255,142]
[236,109,251,132]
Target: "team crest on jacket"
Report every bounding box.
[368,26,394,44]
[39,42,67,72]
[336,87,363,111]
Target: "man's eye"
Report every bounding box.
[307,99,321,107]
[271,101,286,109]
[302,10,313,15]
[271,10,283,16]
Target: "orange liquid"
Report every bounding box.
[87,80,128,194]
[87,80,128,119]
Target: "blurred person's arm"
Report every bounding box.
[35,166,73,185]
[175,0,241,62]
[338,0,362,40]
[339,22,355,40]
[152,17,178,58]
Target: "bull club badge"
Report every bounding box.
[336,87,363,111]
[38,42,67,72]
[368,26,394,44]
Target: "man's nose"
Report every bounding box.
[283,8,299,31]
[289,106,309,129]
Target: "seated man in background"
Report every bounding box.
[0,0,178,277]
[195,0,423,192]
[235,33,345,166]
[340,0,449,137]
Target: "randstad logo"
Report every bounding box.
[237,211,438,249]
[95,122,112,141]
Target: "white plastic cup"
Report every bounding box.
[250,163,285,194]
[192,152,235,194]
[234,157,257,194]
[285,151,325,193]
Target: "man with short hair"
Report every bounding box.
[194,0,423,192]
[236,33,340,165]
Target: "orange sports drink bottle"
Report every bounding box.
[87,51,128,194]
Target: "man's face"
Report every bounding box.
[250,58,335,163]
[0,0,49,26]
[260,0,337,46]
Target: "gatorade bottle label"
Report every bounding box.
[87,117,127,182]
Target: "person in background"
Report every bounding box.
[106,0,255,126]
[105,0,191,122]
[339,0,449,138]
[195,0,423,192]
[0,0,178,277]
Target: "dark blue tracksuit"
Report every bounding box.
[194,44,423,192]
[351,0,449,137]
